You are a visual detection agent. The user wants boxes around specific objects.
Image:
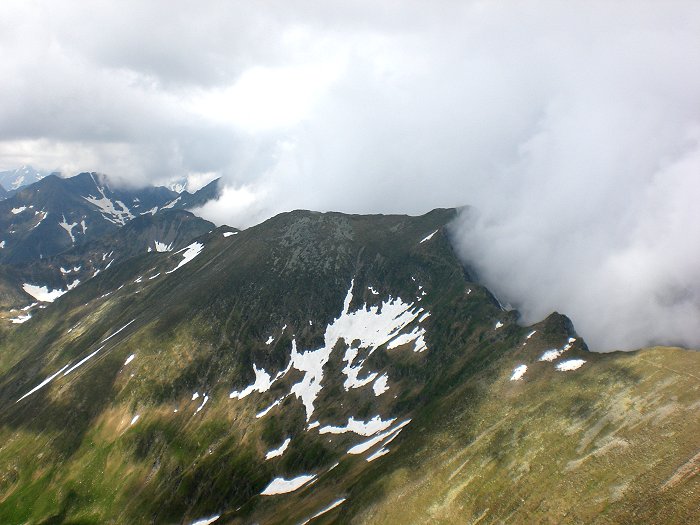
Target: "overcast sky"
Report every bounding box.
[1,1,700,351]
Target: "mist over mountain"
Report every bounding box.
[0,4,699,522]
[1,2,698,350]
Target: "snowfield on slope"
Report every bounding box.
[319,416,396,436]
[265,438,291,460]
[260,474,316,495]
[22,283,67,302]
[154,240,173,252]
[166,242,204,273]
[419,229,438,243]
[510,364,527,381]
[229,280,430,421]
[82,175,134,225]
[556,359,587,371]
[348,419,412,455]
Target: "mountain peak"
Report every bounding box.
[0,165,48,190]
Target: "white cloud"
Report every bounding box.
[1,1,700,350]
[189,62,343,132]
[191,184,270,229]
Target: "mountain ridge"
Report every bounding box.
[0,207,697,524]
[0,165,48,193]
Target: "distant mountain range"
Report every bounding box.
[0,172,220,264]
[0,172,221,312]
[0,165,50,193]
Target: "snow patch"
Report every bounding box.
[257,397,285,418]
[260,474,316,496]
[166,242,204,273]
[539,349,563,362]
[9,313,31,324]
[229,280,428,421]
[419,229,438,243]
[539,342,572,362]
[189,515,220,525]
[58,215,78,243]
[494,321,504,330]
[366,448,390,462]
[222,231,237,237]
[298,498,347,525]
[82,180,134,225]
[373,374,389,396]
[556,359,587,371]
[348,420,411,455]
[288,340,330,418]
[100,319,136,343]
[229,364,274,399]
[17,364,71,402]
[154,240,173,252]
[162,196,181,209]
[62,346,105,377]
[386,326,427,352]
[11,206,27,214]
[319,416,396,437]
[265,437,291,460]
[510,364,527,381]
[22,283,66,302]
[195,394,209,413]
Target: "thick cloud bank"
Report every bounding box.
[2,2,700,350]
[450,137,700,351]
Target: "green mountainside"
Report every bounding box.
[0,209,697,524]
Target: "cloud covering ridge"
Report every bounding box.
[1,1,699,350]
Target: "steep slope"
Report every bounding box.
[0,209,697,524]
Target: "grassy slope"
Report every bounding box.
[339,345,699,525]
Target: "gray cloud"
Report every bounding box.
[1,1,700,350]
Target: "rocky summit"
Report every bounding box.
[0,203,697,524]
